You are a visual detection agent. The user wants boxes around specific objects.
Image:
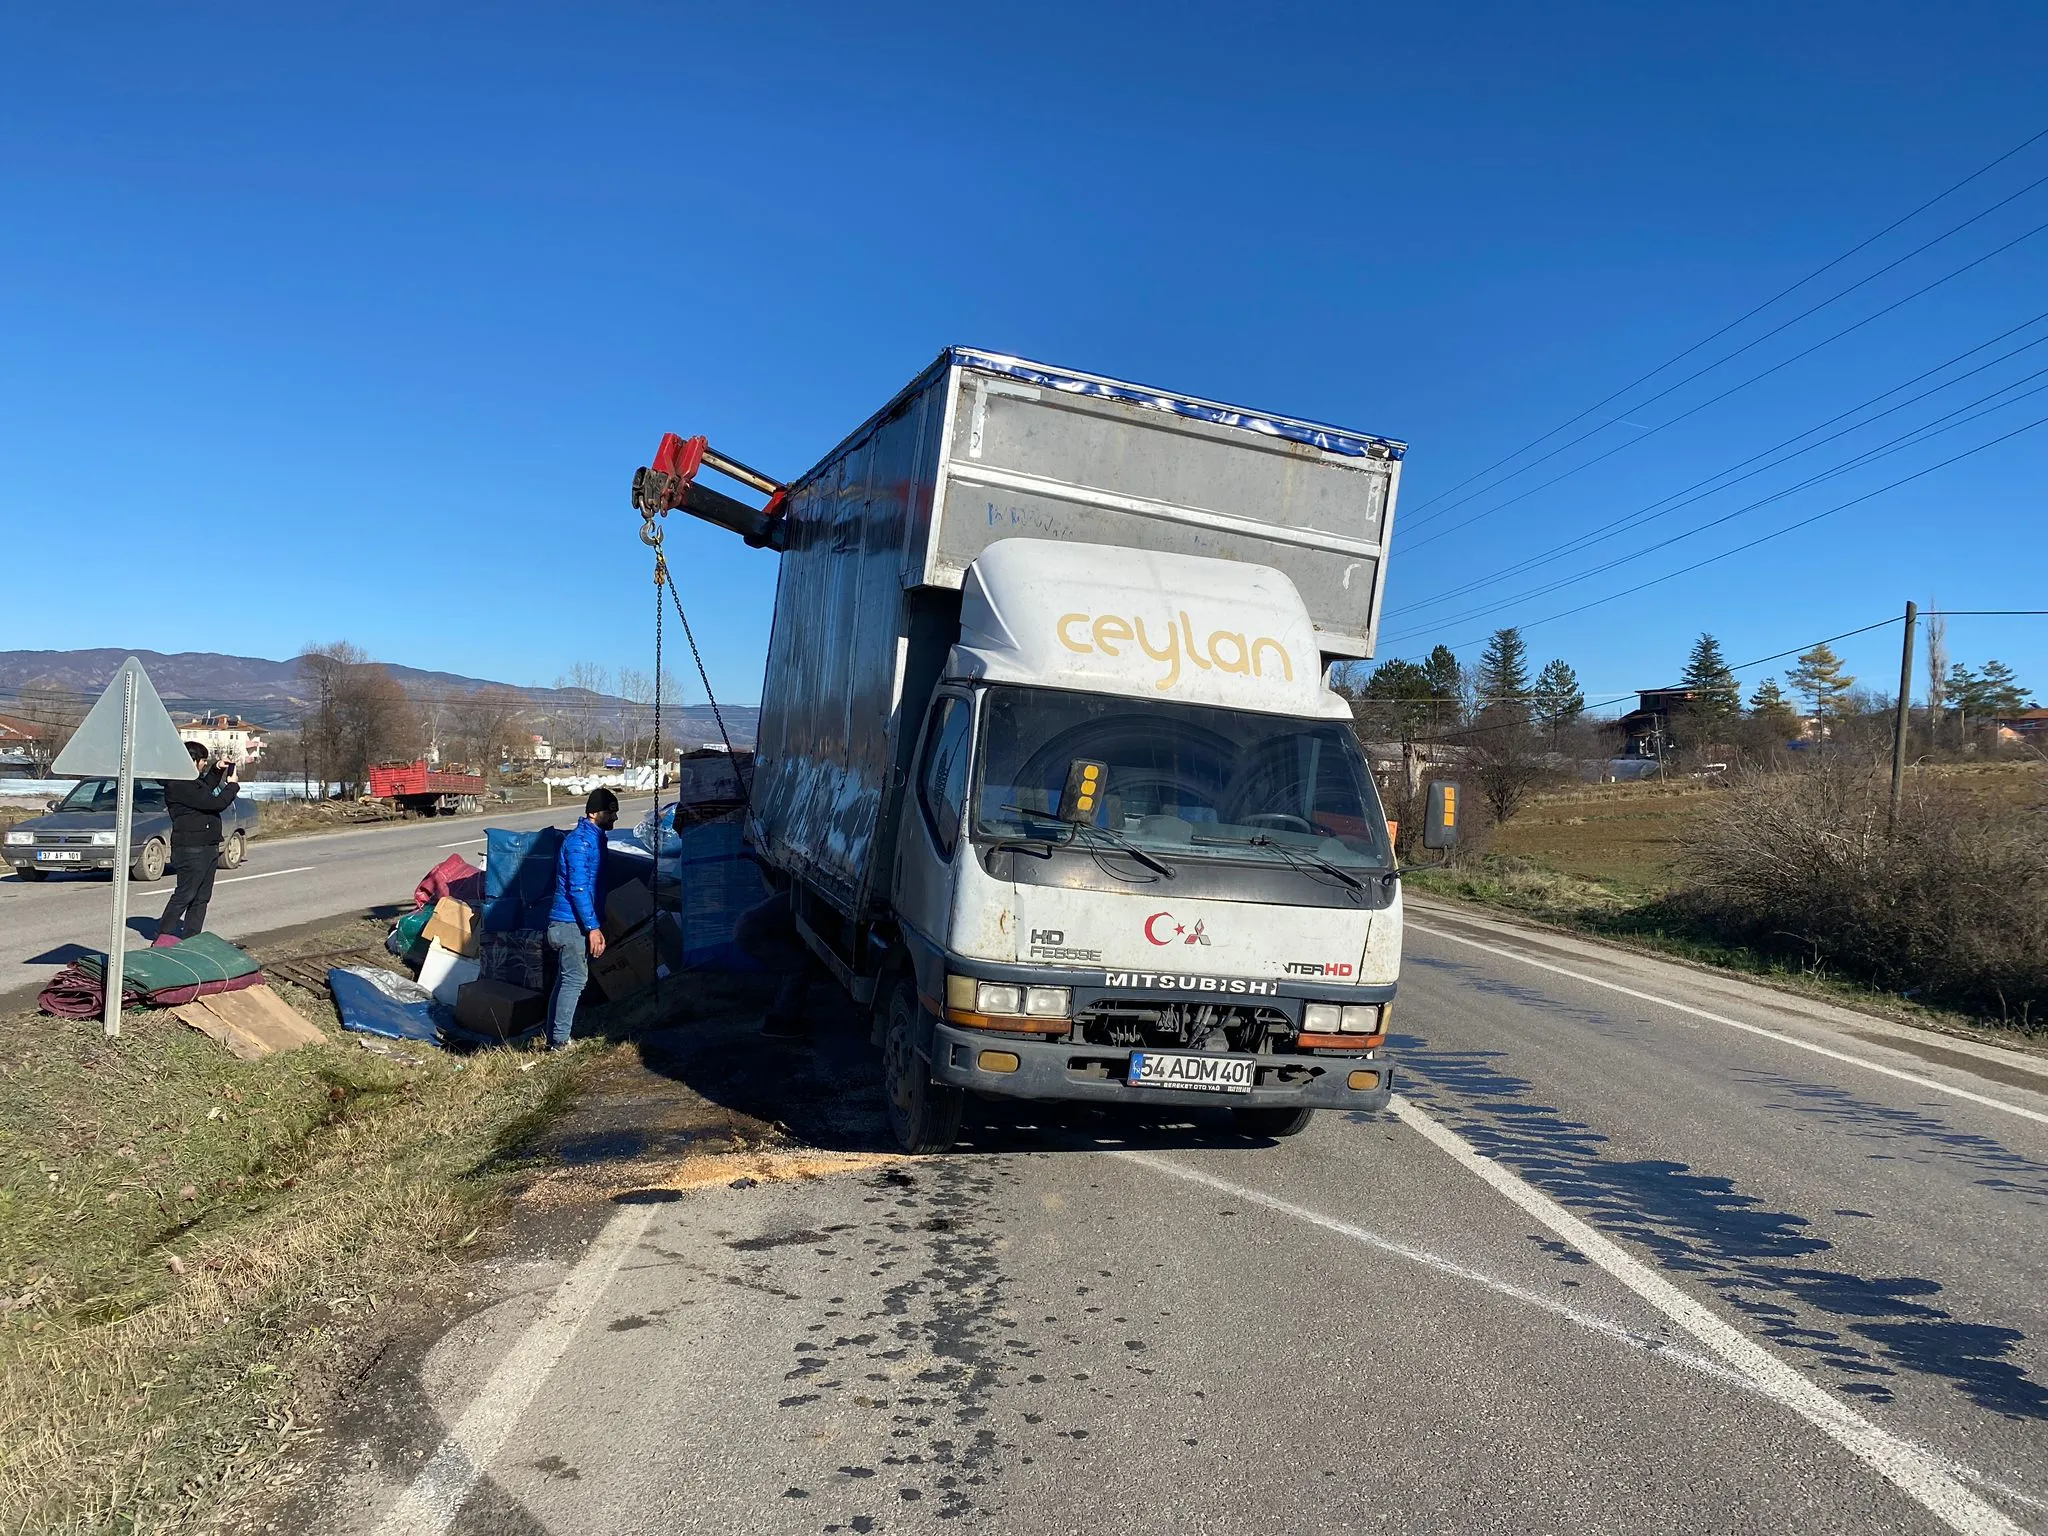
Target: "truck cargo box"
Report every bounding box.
[750,347,1405,923]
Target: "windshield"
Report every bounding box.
[54,780,168,813]
[972,685,1391,870]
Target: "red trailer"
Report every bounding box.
[367,760,485,816]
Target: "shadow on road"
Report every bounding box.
[566,970,1289,1165]
[1374,970,2048,1420]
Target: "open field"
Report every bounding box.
[1412,759,2048,1038]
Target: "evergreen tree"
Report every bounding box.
[1360,658,1435,735]
[1974,660,2030,714]
[1748,677,1799,736]
[1788,643,1855,719]
[1679,633,1740,723]
[1473,628,1531,714]
[1532,658,1584,733]
[1421,644,1464,729]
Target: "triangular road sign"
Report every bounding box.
[52,656,198,779]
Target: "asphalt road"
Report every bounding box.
[313,895,2048,1536]
[0,795,656,1006]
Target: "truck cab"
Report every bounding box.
[879,540,1397,1151]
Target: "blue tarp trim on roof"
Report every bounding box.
[948,348,1406,462]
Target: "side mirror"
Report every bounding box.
[1058,759,1106,824]
[46,800,59,814]
[1422,780,1460,850]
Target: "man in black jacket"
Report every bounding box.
[156,741,240,945]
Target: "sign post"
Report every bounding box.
[51,657,198,1039]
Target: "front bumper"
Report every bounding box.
[927,1021,1392,1112]
[6,849,116,873]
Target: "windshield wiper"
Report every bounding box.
[998,807,1177,878]
[1190,832,1365,892]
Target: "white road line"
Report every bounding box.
[1130,1146,2045,1519]
[374,1201,659,1536]
[215,865,315,886]
[1409,921,2048,1127]
[436,838,486,849]
[1121,1150,1749,1387]
[1390,1093,2029,1536]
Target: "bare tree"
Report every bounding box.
[1467,726,1547,825]
[15,683,86,775]
[448,685,526,771]
[1924,608,1948,750]
[299,642,419,796]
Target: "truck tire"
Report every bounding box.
[1232,1106,1316,1139]
[882,981,964,1155]
[132,838,168,883]
[217,830,246,870]
[15,866,47,882]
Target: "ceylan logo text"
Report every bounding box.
[1056,611,1295,691]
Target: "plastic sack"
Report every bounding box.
[394,907,433,952]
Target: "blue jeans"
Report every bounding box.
[545,921,590,1048]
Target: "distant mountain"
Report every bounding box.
[0,648,757,748]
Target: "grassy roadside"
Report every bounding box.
[1403,859,2040,1043]
[0,917,594,1535]
[1409,767,2048,1045]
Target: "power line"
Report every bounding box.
[1393,409,2048,658]
[1396,311,2048,615]
[1399,124,2048,522]
[1400,209,2048,554]
[1385,367,2048,639]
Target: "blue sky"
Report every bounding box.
[2,1,2043,712]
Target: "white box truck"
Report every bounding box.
[633,348,1442,1153]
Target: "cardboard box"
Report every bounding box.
[591,927,657,1001]
[455,977,545,1041]
[603,879,654,941]
[421,897,480,958]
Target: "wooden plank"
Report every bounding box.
[200,986,327,1054]
[173,999,270,1062]
[172,985,326,1061]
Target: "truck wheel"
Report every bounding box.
[217,830,246,870]
[132,838,168,883]
[882,982,964,1155]
[14,867,47,882]
[1232,1106,1316,1139]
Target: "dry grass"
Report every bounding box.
[0,934,590,1535]
[1415,760,2048,1035]
[1484,780,1723,893]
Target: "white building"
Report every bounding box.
[177,713,268,765]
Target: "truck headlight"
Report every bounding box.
[976,982,1025,1016]
[3,831,31,846]
[1340,1005,1379,1033]
[91,832,117,847]
[1302,1003,1341,1034]
[1024,986,1071,1019]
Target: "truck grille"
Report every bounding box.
[1070,1000,1292,1054]
[34,833,95,847]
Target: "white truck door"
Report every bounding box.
[894,691,973,951]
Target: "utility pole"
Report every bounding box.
[1889,600,1917,835]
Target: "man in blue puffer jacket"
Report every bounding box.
[545,788,620,1050]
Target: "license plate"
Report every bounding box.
[1127,1051,1256,1095]
[36,851,82,862]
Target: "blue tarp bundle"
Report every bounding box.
[330,966,497,1047]
[483,826,563,933]
[675,821,769,971]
